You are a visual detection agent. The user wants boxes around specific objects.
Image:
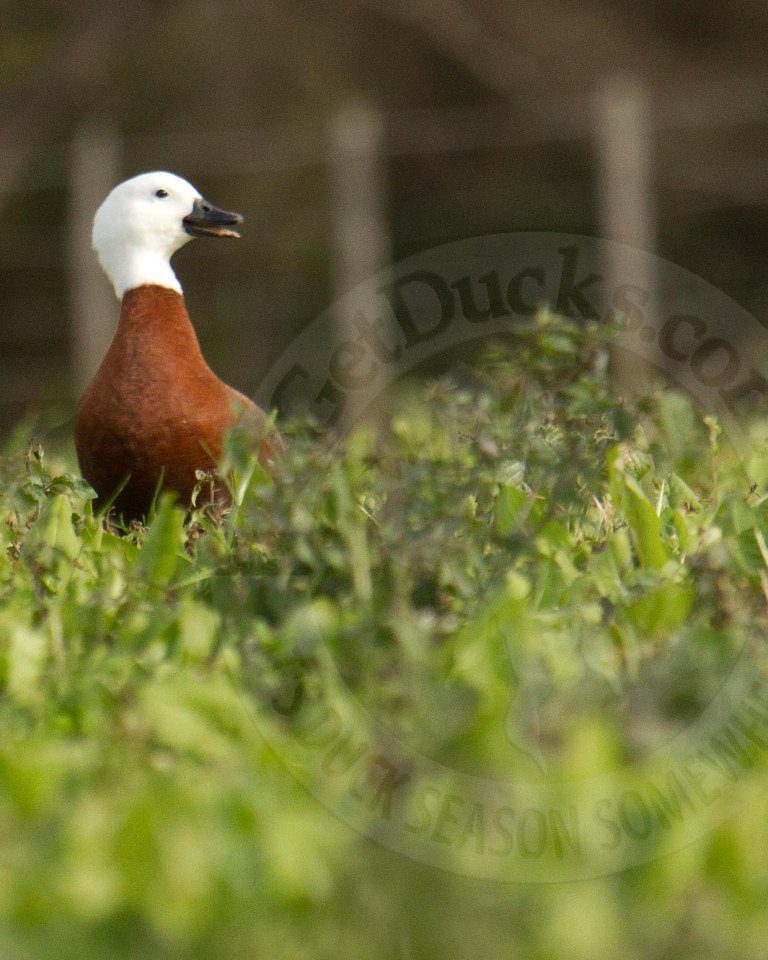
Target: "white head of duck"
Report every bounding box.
[92,171,243,298]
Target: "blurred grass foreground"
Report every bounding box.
[1,315,768,959]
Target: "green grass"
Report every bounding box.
[1,315,768,959]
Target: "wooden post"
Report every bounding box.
[68,121,121,398]
[328,100,391,343]
[595,76,657,396]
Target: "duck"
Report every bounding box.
[75,171,281,521]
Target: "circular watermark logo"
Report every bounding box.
[240,233,768,881]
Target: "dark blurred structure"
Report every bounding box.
[2,0,768,436]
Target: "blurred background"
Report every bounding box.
[2,0,768,432]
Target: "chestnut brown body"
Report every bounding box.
[76,284,275,519]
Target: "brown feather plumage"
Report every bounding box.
[76,284,279,520]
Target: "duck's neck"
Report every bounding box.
[105,249,182,299]
[114,284,205,363]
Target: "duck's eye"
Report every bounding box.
[155,189,169,199]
